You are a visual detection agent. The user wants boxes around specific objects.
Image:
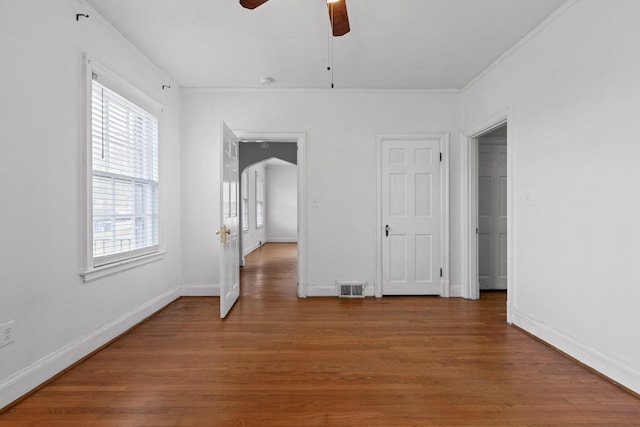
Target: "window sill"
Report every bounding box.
[80,250,166,283]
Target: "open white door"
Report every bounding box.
[218,122,240,318]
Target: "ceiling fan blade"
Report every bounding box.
[240,0,269,9]
[327,0,350,36]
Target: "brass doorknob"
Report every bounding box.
[216,226,230,243]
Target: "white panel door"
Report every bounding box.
[219,122,240,318]
[478,143,507,290]
[382,139,441,295]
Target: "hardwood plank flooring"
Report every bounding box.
[2,243,639,426]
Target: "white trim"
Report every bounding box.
[305,285,340,297]
[449,283,462,298]
[266,238,298,243]
[82,55,164,280]
[243,242,261,257]
[0,286,181,411]
[181,284,220,297]
[440,134,450,297]
[181,87,461,94]
[306,284,375,298]
[255,172,265,228]
[234,131,308,299]
[461,108,515,322]
[375,133,450,298]
[87,57,162,114]
[80,251,166,282]
[82,55,93,276]
[512,309,640,394]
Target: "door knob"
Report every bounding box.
[385,225,390,237]
[216,226,230,243]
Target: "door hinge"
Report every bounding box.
[440,152,442,162]
[440,268,443,278]
[476,228,479,234]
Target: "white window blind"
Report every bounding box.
[91,76,159,265]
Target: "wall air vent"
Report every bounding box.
[337,281,366,298]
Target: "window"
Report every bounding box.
[89,69,159,268]
[241,170,248,232]
[256,172,264,228]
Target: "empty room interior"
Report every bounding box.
[1,0,640,425]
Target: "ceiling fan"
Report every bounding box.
[239,0,350,36]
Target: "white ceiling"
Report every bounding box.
[84,0,568,90]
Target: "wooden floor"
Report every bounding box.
[2,243,639,426]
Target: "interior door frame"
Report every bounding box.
[375,133,450,298]
[461,108,514,322]
[234,130,308,298]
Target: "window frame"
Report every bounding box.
[255,171,264,229]
[81,57,165,282]
[241,170,249,233]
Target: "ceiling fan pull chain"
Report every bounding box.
[329,3,335,88]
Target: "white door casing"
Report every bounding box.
[234,130,308,298]
[478,142,507,290]
[462,108,514,323]
[377,134,449,297]
[219,122,240,318]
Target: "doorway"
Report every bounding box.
[462,111,513,322]
[235,131,308,298]
[478,125,507,291]
[239,157,297,264]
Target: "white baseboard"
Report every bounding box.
[266,238,297,243]
[181,284,220,296]
[305,283,376,298]
[449,283,462,297]
[243,243,260,256]
[512,309,640,394]
[0,286,181,410]
[306,284,340,297]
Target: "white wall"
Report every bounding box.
[9,0,636,408]
[463,0,640,393]
[241,162,267,255]
[0,0,182,408]
[266,164,298,243]
[180,90,462,295]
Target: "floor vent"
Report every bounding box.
[337,281,366,298]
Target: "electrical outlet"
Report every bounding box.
[1,321,15,348]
